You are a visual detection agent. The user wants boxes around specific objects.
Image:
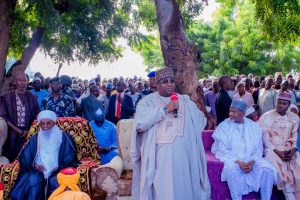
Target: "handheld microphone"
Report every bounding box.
[170,92,178,118]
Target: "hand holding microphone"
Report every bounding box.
[165,92,178,118]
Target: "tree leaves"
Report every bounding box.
[134,0,300,77]
[218,0,300,43]
[188,0,300,77]
[8,0,131,65]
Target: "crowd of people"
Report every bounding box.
[0,67,300,200]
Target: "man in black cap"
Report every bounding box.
[41,77,75,117]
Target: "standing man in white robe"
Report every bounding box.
[131,67,211,200]
[212,100,277,200]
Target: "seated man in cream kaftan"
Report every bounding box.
[259,92,300,200]
[131,67,211,200]
[212,100,277,200]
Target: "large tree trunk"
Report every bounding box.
[56,63,63,77]
[20,27,44,67]
[1,27,44,93]
[0,0,17,90]
[154,0,210,121]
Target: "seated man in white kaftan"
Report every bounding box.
[212,100,277,200]
[131,67,211,200]
[259,92,300,200]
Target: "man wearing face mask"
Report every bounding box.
[89,109,119,165]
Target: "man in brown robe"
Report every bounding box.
[0,72,40,162]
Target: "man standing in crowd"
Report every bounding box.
[90,109,119,165]
[216,76,233,125]
[0,72,40,162]
[259,92,300,200]
[258,76,278,115]
[280,80,297,105]
[273,72,283,90]
[233,82,254,107]
[204,78,219,119]
[128,82,139,106]
[81,85,104,122]
[132,67,210,200]
[60,75,75,98]
[99,83,113,115]
[30,77,49,108]
[10,110,78,200]
[212,100,277,200]
[42,77,75,117]
[107,80,134,124]
[135,71,157,107]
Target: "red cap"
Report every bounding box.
[61,167,77,175]
[170,92,178,101]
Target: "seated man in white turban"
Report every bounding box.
[212,100,277,200]
[10,110,78,200]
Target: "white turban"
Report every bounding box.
[37,110,57,123]
[290,104,299,113]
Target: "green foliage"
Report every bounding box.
[217,0,300,44]
[8,0,206,68]
[129,0,205,69]
[131,0,204,31]
[132,34,164,71]
[188,0,300,77]
[135,0,300,77]
[255,0,300,43]
[8,0,132,64]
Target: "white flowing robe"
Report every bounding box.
[211,118,277,197]
[131,92,211,200]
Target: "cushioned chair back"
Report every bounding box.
[117,119,135,170]
[202,130,214,151]
[28,117,99,162]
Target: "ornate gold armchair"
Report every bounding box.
[0,117,105,199]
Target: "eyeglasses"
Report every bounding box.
[159,78,176,85]
[40,121,54,126]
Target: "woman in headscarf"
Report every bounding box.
[10,110,78,200]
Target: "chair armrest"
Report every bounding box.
[99,156,123,178]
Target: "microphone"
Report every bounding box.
[170,92,178,118]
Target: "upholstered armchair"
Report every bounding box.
[116,119,134,199]
[90,119,134,200]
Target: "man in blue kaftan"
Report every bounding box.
[90,109,119,164]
